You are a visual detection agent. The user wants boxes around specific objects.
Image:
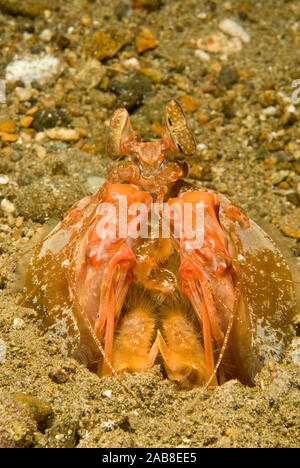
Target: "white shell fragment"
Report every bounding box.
[0,175,9,185]
[13,318,25,330]
[197,32,242,55]
[39,29,53,42]
[194,49,211,62]
[219,18,250,43]
[6,54,63,86]
[1,198,15,214]
[123,57,141,71]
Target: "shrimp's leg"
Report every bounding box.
[148,309,208,387]
[112,304,156,373]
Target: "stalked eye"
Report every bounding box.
[106,108,131,160]
[164,99,196,156]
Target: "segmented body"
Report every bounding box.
[24,100,297,388]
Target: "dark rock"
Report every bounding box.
[219,65,239,88]
[222,100,235,119]
[56,35,70,50]
[32,108,70,132]
[132,0,161,11]
[286,190,300,206]
[48,367,69,384]
[108,73,153,112]
[51,161,68,176]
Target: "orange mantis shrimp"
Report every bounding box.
[23,100,298,388]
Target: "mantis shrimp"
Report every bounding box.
[23,100,297,388]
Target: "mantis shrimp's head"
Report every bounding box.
[106,99,196,175]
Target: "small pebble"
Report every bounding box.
[141,67,162,84]
[270,170,289,185]
[46,128,80,141]
[75,60,106,90]
[219,18,250,43]
[19,132,32,144]
[13,318,25,330]
[194,49,211,62]
[179,95,197,112]
[280,226,300,239]
[33,144,47,159]
[273,151,294,163]
[15,216,23,227]
[85,30,130,61]
[286,190,299,206]
[262,106,277,116]
[136,29,158,53]
[1,198,15,214]
[219,64,239,88]
[0,119,16,134]
[281,105,297,126]
[32,108,70,132]
[123,57,140,71]
[39,29,53,42]
[0,175,9,184]
[81,16,92,26]
[197,112,210,123]
[108,73,152,112]
[20,116,34,128]
[0,133,19,142]
[15,86,34,102]
[48,368,69,384]
[132,0,161,9]
[197,12,207,20]
[197,143,207,152]
[44,9,51,20]
[35,131,46,142]
[102,390,112,398]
